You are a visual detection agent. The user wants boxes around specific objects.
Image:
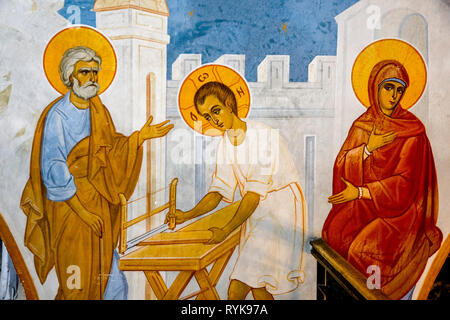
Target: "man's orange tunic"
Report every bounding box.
[20,95,143,299]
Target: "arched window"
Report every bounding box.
[399,13,428,62]
[374,9,429,123]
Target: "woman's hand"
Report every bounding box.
[367,126,397,152]
[207,227,228,244]
[138,116,174,146]
[328,177,359,204]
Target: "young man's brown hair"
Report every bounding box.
[193,81,238,116]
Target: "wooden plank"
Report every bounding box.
[194,269,220,300]
[119,202,241,269]
[120,200,242,304]
[310,238,390,300]
[119,193,128,255]
[163,271,195,300]
[199,232,240,269]
[144,271,168,300]
[0,212,39,300]
[138,230,213,246]
[196,249,234,300]
[119,256,201,271]
[208,249,235,286]
[181,288,208,300]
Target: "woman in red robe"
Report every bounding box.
[322,59,442,300]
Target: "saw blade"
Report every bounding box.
[126,223,170,250]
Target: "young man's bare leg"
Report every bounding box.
[252,287,274,300]
[228,279,252,300]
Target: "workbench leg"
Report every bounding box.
[163,271,195,300]
[144,271,168,300]
[196,249,234,300]
[195,269,220,300]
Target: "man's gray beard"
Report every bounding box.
[72,78,100,100]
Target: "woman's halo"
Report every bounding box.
[351,39,427,110]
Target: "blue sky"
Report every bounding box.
[59,0,359,82]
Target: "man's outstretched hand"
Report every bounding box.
[138,116,174,146]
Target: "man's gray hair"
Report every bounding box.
[59,46,102,87]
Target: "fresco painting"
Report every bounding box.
[0,0,448,302]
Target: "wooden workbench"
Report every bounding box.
[119,202,241,300]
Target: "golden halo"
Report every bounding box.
[43,26,117,95]
[178,64,251,136]
[351,39,427,109]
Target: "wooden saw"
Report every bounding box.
[118,178,179,254]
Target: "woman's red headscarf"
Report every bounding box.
[354,60,425,138]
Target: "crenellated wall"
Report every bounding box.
[167,54,336,116]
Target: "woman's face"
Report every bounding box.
[197,94,235,132]
[377,80,406,115]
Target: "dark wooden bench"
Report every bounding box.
[310,238,390,300]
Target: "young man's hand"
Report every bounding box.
[164,209,190,225]
[207,227,227,244]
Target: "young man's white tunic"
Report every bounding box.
[208,120,307,294]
